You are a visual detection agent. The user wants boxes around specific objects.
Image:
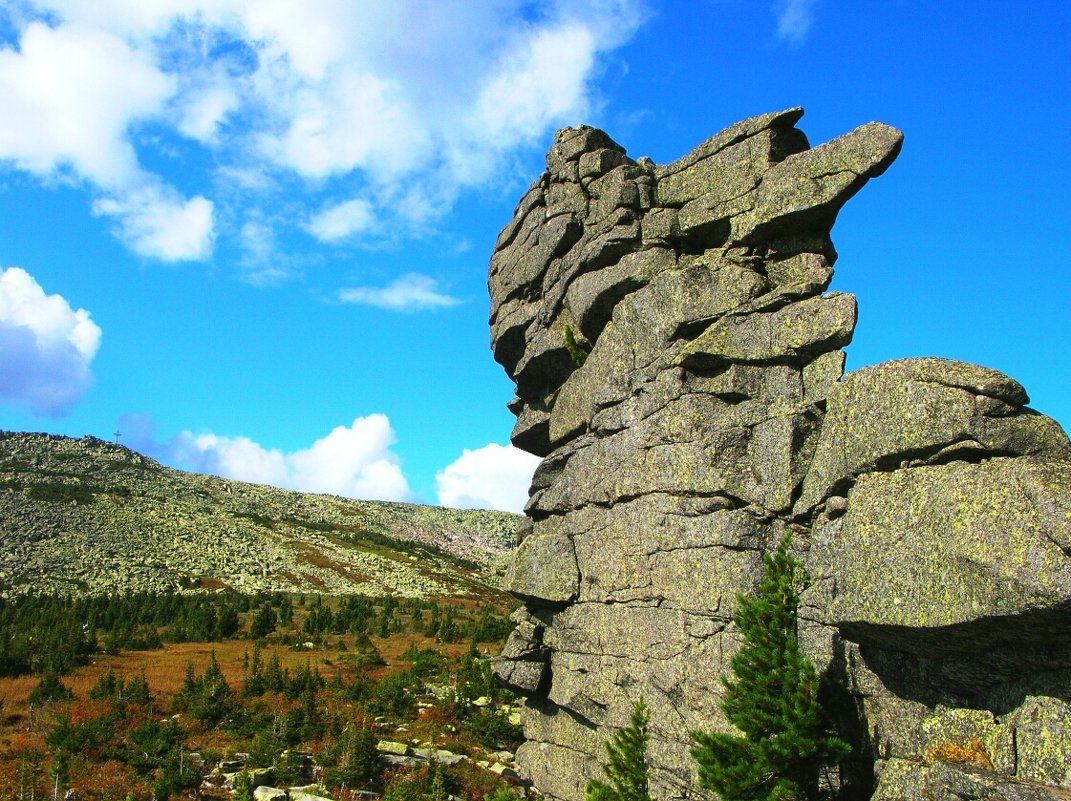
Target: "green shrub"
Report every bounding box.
[485,785,525,801]
[564,326,589,368]
[233,768,254,801]
[382,762,457,801]
[455,644,497,706]
[370,669,417,718]
[463,709,523,750]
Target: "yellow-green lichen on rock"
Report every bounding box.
[487,107,1071,801]
[814,458,1071,629]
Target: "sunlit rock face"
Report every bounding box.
[488,108,1071,801]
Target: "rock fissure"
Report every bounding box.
[488,110,1071,801]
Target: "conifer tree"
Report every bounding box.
[233,768,255,801]
[251,604,277,639]
[264,652,286,692]
[691,535,848,801]
[243,642,266,697]
[325,723,380,787]
[126,669,152,706]
[28,670,73,703]
[586,698,651,801]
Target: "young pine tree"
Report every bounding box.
[691,535,848,801]
[585,698,651,801]
[233,768,255,801]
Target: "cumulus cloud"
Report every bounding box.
[0,267,102,416]
[0,1,646,266]
[435,443,541,513]
[338,273,461,313]
[266,70,431,181]
[0,20,173,188]
[305,198,376,242]
[171,414,413,502]
[93,186,214,261]
[774,0,817,45]
[0,19,216,259]
[472,24,596,146]
[176,82,238,145]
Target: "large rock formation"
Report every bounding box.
[488,108,1071,801]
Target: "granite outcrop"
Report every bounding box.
[488,108,1071,801]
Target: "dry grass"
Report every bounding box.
[0,592,516,801]
[0,625,485,717]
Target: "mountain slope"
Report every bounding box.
[0,431,521,598]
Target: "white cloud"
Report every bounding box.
[472,24,596,146]
[171,414,413,502]
[175,432,289,486]
[338,273,461,313]
[236,219,293,285]
[306,198,376,242]
[176,82,238,144]
[239,219,275,261]
[0,267,102,416]
[0,18,217,260]
[265,70,431,181]
[0,20,173,188]
[774,0,817,45]
[436,443,540,513]
[93,186,214,262]
[0,1,647,266]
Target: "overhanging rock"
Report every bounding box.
[488,108,1071,801]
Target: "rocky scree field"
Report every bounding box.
[0,431,520,599]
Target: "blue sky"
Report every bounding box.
[1,1,1068,513]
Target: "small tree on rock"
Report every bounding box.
[586,698,651,801]
[691,535,848,801]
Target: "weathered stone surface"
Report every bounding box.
[376,740,411,756]
[731,122,903,243]
[488,109,1071,801]
[870,758,927,801]
[810,458,1071,631]
[1007,697,1071,785]
[679,292,856,368]
[921,707,1014,773]
[252,787,287,801]
[504,532,579,602]
[795,358,1071,515]
[248,768,274,787]
[873,758,1071,801]
[413,747,467,765]
[288,790,334,801]
[655,108,804,179]
[925,761,1071,801]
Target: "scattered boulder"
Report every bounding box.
[413,747,466,766]
[248,768,274,787]
[252,788,287,801]
[490,762,521,780]
[287,786,333,801]
[376,740,411,756]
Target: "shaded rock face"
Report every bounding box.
[488,109,1071,801]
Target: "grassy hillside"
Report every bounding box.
[0,431,521,599]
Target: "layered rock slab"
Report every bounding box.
[488,108,1071,801]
